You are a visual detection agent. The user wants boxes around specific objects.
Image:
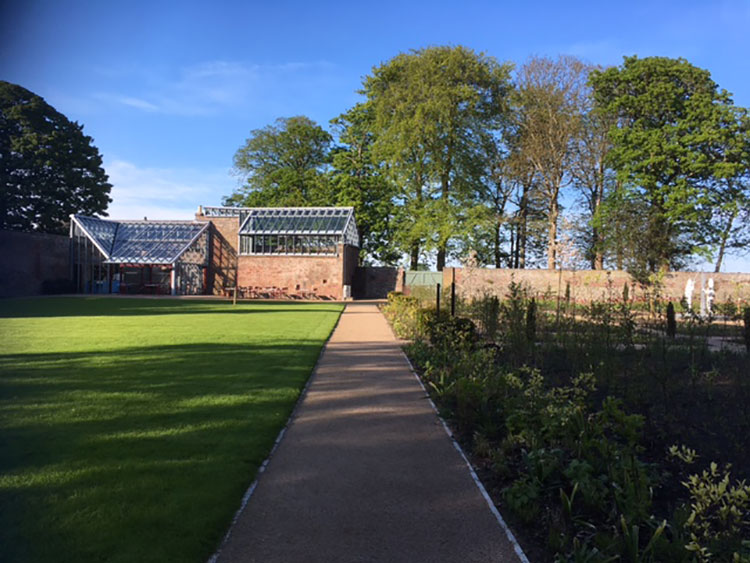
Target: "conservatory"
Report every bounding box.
[197,206,359,299]
[237,207,359,254]
[70,215,210,295]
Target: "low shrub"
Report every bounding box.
[381,291,425,339]
[682,463,750,562]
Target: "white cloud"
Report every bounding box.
[97,59,342,117]
[104,95,160,112]
[104,158,237,220]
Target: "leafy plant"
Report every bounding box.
[682,463,750,562]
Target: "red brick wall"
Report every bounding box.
[442,267,750,306]
[237,253,345,299]
[206,226,237,295]
[195,214,239,253]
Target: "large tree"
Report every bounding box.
[225,116,332,207]
[591,56,745,273]
[329,104,400,265]
[513,55,589,270]
[705,106,750,272]
[1,81,111,234]
[570,89,616,270]
[362,45,513,270]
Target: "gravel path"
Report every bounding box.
[213,302,526,563]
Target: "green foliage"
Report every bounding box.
[425,313,477,351]
[682,463,750,562]
[398,281,749,562]
[0,81,112,234]
[380,292,426,339]
[526,298,537,345]
[225,116,333,207]
[329,103,400,264]
[669,444,699,465]
[512,55,590,270]
[591,56,748,271]
[502,280,532,365]
[469,293,500,340]
[362,45,513,269]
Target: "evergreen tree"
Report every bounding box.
[1,81,112,234]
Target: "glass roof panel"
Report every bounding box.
[74,215,118,257]
[111,222,206,263]
[239,207,355,236]
[73,215,207,264]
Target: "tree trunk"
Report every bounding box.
[436,153,451,273]
[495,221,503,269]
[436,247,446,271]
[518,183,529,269]
[547,196,559,270]
[714,209,737,273]
[410,244,419,270]
[591,159,605,270]
[594,249,604,270]
[591,225,604,269]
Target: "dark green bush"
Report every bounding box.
[425,314,477,350]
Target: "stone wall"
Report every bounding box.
[441,267,750,306]
[0,230,72,297]
[352,267,404,299]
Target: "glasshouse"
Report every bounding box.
[69,206,360,299]
[70,215,210,295]
[197,206,359,299]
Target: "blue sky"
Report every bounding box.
[2,0,750,271]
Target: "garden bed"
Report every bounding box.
[382,288,750,562]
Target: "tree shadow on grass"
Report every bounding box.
[0,297,344,319]
[0,341,326,563]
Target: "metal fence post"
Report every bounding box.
[436,283,441,316]
[451,268,456,317]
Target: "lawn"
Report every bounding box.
[0,297,343,563]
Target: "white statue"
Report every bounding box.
[705,278,715,316]
[684,278,695,310]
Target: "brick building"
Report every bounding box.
[71,206,360,299]
[196,206,359,300]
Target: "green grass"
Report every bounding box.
[0,297,343,563]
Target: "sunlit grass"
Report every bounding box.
[0,297,343,563]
